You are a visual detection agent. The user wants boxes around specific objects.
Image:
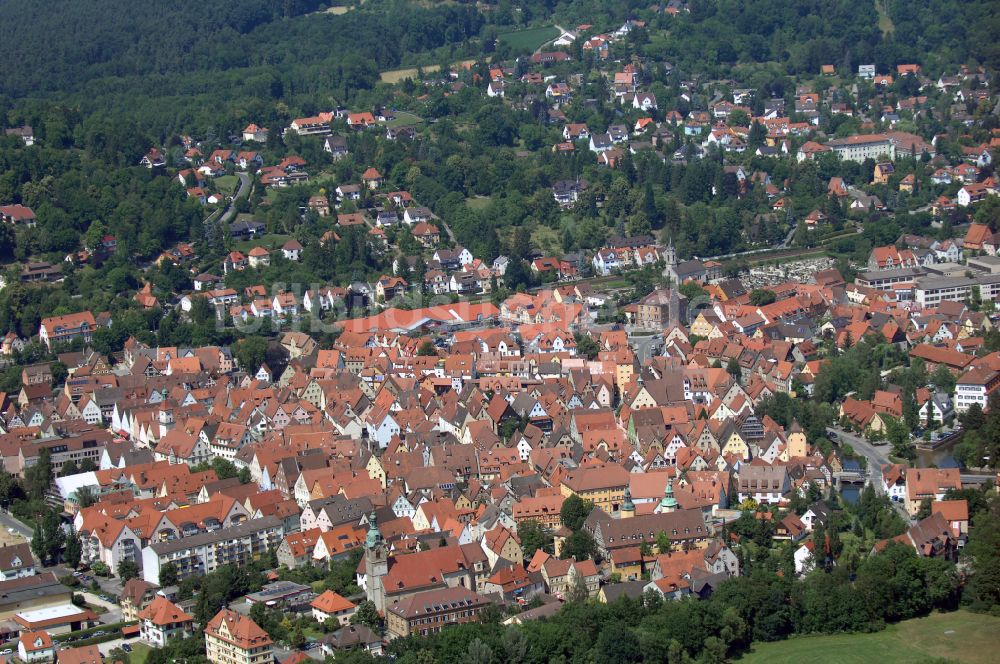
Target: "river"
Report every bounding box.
[915,438,962,469]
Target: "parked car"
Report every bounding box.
[122,644,133,653]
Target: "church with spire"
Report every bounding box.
[654,478,678,514]
[661,235,714,285]
[364,511,389,612]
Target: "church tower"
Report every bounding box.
[364,511,388,612]
[656,478,678,514]
[664,235,677,267]
[662,236,678,285]
[787,420,808,458]
[621,486,635,519]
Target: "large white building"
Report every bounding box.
[914,273,1000,307]
[142,516,284,584]
[955,368,1000,413]
[826,134,895,162]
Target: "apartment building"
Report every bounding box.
[826,134,895,162]
[955,368,1000,413]
[141,516,284,584]
[38,312,99,350]
[385,586,491,639]
[914,273,1000,307]
[17,433,112,478]
[204,609,273,664]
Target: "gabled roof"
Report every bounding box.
[138,596,193,626]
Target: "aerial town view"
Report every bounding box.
[0,0,999,662]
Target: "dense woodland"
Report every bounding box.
[0,0,994,344]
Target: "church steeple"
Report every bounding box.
[664,235,677,268]
[621,486,635,519]
[658,478,677,513]
[364,510,389,612]
[365,510,383,549]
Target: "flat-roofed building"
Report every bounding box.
[914,272,1000,307]
[13,604,99,635]
[0,574,73,622]
[856,267,927,291]
[244,581,312,608]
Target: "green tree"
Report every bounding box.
[559,530,597,561]
[567,569,591,602]
[560,495,593,532]
[883,416,915,461]
[233,335,268,373]
[417,340,437,356]
[749,289,776,306]
[574,333,600,360]
[118,559,140,582]
[31,522,46,564]
[963,495,1000,612]
[25,447,53,501]
[594,623,641,663]
[41,509,64,564]
[350,600,384,634]
[159,561,179,587]
[64,527,82,569]
[516,520,552,558]
[466,637,494,664]
[75,485,98,508]
[930,364,956,395]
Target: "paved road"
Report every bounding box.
[828,426,891,496]
[629,332,662,365]
[0,509,34,539]
[217,172,252,226]
[829,426,912,521]
[534,24,567,54]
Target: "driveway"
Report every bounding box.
[214,172,252,227]
[535,24,567,54]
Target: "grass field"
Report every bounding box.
[465,196,492,210]
[380,64,441,84]
[386,111,424,128]
[531,225,563,255]
[875,0,895,36]
[215,174,239,195]
[739,611,1000,664]
[128,643,151,664]
[231,233,291,253]
[498,25,559,52]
